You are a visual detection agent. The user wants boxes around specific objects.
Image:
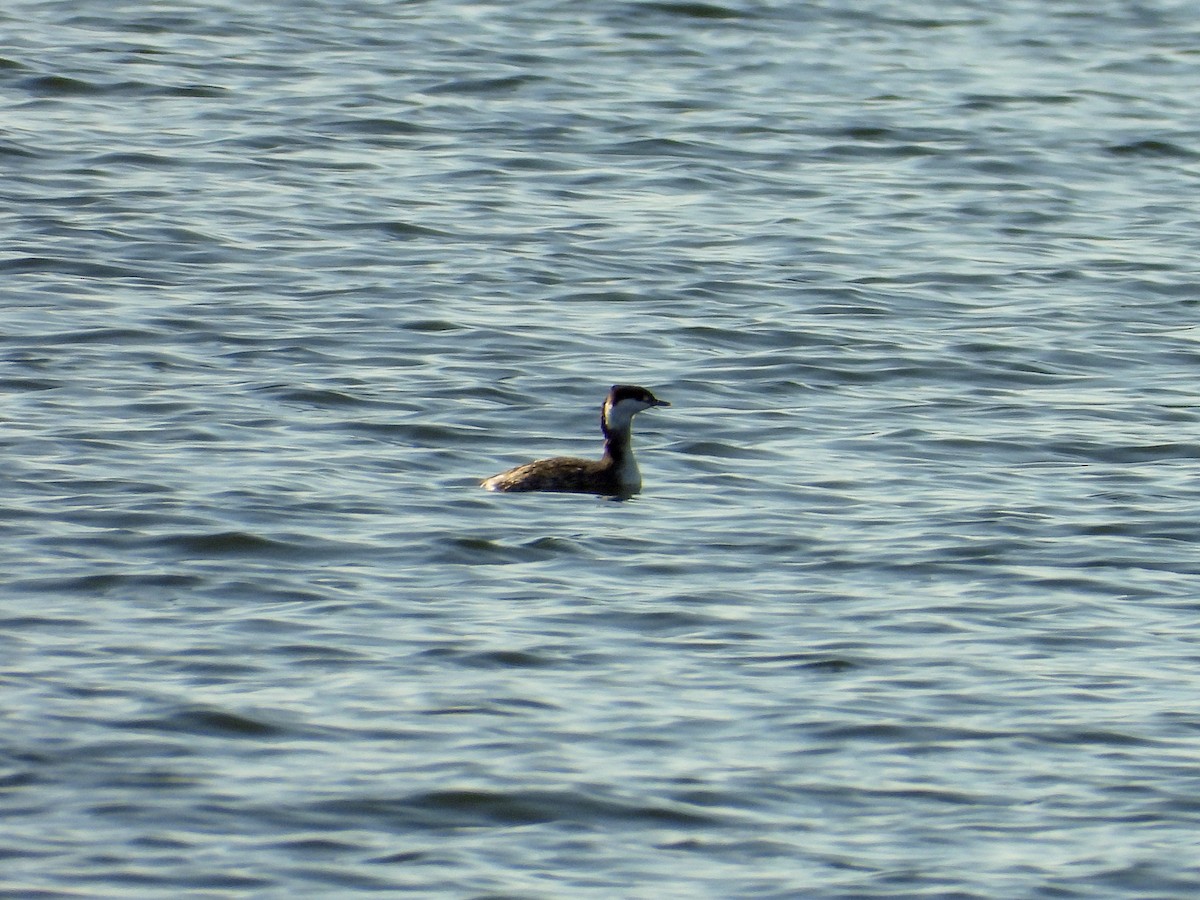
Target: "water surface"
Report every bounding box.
[3,0,1200,896]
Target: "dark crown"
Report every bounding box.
[608,384,658,405]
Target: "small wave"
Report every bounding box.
[87,150,179,168]
[423,74,543,96]
[0,139,40,159]
[431,534,586,565]
[0,256,149,278]
[326,220,453,239]
[5,572,203,596]
[313,787,724,830]
[266,386,372,408]
[18,74,105,96]
[17,73,226,100]
[155,530,296,556]
[1048,440,1200,464]
[639,2,749,19]
[418,646,563,670]
[324,117,424,136]
[120,705,292,739]
[1105,139,1198,159]
[748,652,860,674]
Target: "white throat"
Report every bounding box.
[604,397,650,433]
[614,452,641,489]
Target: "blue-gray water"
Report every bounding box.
[3,0,1199,896]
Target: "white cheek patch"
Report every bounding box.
[605,397,649,431]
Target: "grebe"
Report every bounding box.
[481,384,670,496]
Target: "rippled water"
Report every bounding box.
[4,0,1200,896]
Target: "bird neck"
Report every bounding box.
[601,419,633,465]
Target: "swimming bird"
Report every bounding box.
[481,384,670,496]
